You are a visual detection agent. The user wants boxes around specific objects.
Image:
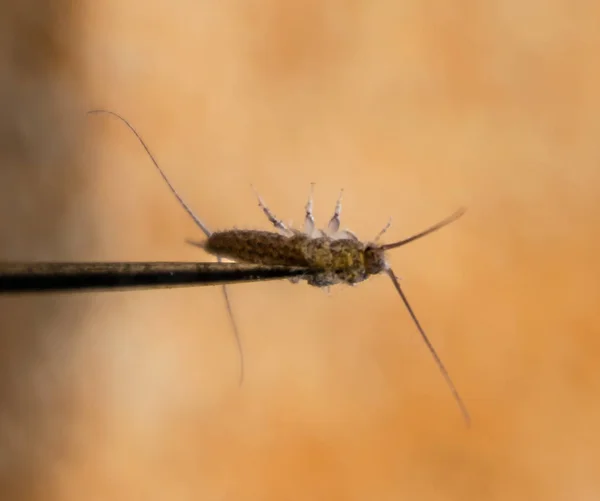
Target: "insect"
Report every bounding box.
[89,109,471,427]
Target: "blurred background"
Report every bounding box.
[1,0,600,500]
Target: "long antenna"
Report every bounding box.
[88,109,245,385]
[386,268,470,427]
[381,208,466,251]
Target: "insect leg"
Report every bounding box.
[88,109,245,385]
[373,217,393,242]
[326,189,344,234]
[304,183,316,236]
[324,189,359,241]
[251,186,293,236]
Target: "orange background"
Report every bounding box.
[1,1,600,500]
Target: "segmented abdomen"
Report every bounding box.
[204,230,311,267]
[204,229,371,287]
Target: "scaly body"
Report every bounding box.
[203,230,385,287]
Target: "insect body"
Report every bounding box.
[200,190,463,292]
[201,230,379,287]
[89,109,471,427]
[199,186,394,289]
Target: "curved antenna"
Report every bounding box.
[87,109,212,238]
[386,268,471,427]
[87,109,244,385]
[381,208,466,251]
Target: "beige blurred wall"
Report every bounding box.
[1,1,600,500]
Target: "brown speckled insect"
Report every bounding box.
[90,110,470,427]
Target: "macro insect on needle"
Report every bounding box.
[88,109,471,427]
